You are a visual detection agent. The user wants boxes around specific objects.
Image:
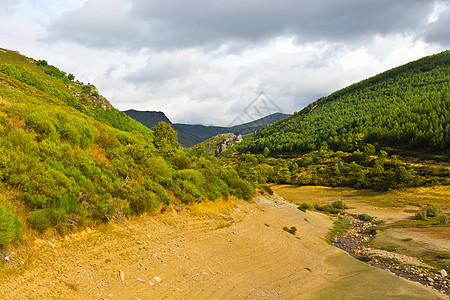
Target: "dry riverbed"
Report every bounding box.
[0,194,446,299]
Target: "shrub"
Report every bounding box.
[260,184,274,195]
[0,203,23,245]
[440,214,449,225]
[426,205,440,218]
[355,213,374,222]
[28,209,52,233]
[283,226,297,235]
[298,203,311,212]
[415,210,427,220]
[332,199,348,210]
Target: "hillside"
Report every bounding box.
[228,51,450,191]
[237,50,450,159]
[0,48,254,245]
[125,109,289,147]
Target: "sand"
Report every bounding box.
[0,195,446,299]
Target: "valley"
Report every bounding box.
[0,47,449,299]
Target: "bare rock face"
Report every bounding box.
[214,133,243,155]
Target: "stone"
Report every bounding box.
[440,269,447,277]
[137,278,145,283]
[119,270,125,281]
[154,276,162,283]
[4,256,9,262]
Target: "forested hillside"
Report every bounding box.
[0,48,254,246]
[227,51,450,191]
[237,51,450,159]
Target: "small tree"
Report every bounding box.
[153,122,179,157]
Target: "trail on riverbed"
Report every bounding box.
[0,196,446,299]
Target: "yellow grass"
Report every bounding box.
[271,185,450,209]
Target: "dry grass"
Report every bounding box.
[271,185,450,209]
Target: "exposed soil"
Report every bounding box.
[0,196,446,299]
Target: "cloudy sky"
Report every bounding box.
[1,0,449,125]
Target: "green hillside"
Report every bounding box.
[237,50,450,159]
[0,48,254,245]
[229,51,450,191]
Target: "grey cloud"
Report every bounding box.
[0,0,22,14]
[45,0,436,50]
[425,6,450,47]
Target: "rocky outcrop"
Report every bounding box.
[215,134,243,155]
[71,83,112,110]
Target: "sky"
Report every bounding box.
[0,0,449,125]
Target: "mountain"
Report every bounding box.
[0,48,254,245]
[125,109,290,147]
[174,112,290,147]
[236,50,450,159]
[124,109,171,129]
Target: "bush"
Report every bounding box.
[332,199,348,210]
[260,184,274,195]
[440,214,449,225]
[426,205,440,218]
[355,213,374,222]
[0,203,23,245]
[415,210,427,220]
[283,226,297,235]
[298,203,311,212]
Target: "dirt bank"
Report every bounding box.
[0,196,445,299]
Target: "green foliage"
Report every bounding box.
[380,245,398,252]
[439,214,449,225]
[326,217,352,243]
[332,199,348,210]
[0,49,256,243]
[426,205,440,217]
[0,202,22,245]
[237,51,450,159]
[297,203,311,212]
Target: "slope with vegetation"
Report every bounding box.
[228,51,450,191]
[0,48,254,246]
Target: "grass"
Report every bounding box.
[380,245,397,252]
[325,217,352,244]
[392,217,446,228]
[272,185,450,209]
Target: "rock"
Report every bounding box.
[4,256,9,262]
[137,278,145,283]
[119,270,125,281]
[440,269,447,277]
[154,276,162,283]
[427,277,434,282]
[418,273,424,278]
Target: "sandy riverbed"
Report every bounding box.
[0,195,445,299]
